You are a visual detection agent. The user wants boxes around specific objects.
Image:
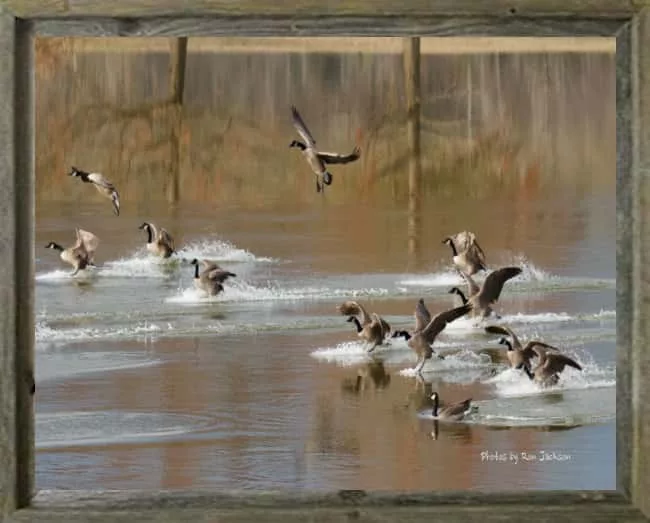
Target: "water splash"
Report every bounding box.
[175,238,276,264]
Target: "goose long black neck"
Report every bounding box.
[50,243,63,252]
[144,225,153,244]
[431,395,439,417]
[193,263,199,279]
[445,238,458,256]
[522,365,534,381]
[450,287,467,305]
[291,140,307,151]
[501,338,513,351]
[392,330,411,341]
[348,316,362,333]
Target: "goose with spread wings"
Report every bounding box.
[338,300,391,353]
[486,325,561,371]
[403,301,472,375]
[190,259,237,297]
[69,166,120,216]
[289,106,361,193]
[139,222,175,259]
[448,266,522,320]
[45,228,99,276]
[522,346,583,387]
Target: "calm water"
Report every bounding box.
[35,190,615,491]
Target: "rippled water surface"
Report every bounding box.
[35,191,615,491]
[35,41,615,491]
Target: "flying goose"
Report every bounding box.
[338,300,391,353]
[190,258,236,296]
[69,166,120,216]
[521,346,583,387]
[138,222,175,258]
[289,106,361,193]
[486,325,561,370]
[45,228,99,276]
[442,231,486,276]
[448,266,522,320]
[430,392,474,421]
[391,298,431,340]
[401,301,472,375]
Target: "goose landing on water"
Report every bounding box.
[190,259,236,297]
[442,231,487,276]
[69,166,120,216]
[485,325,561,371]
[337,300,390,353]
[393,300,471,376]
[521,346,583,388]
[448,266,522,321]
[289,106,361,193]
[45,228,99,276]
[138,222,175,258]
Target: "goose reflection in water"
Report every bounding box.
[341,358,391,396]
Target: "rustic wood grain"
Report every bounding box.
[8,491,648,523]
[13,18,36,511]
[7,504,650,523]
[631,9,650,518]
[32,17,624,37]
[616,20,632,499]
[0,7,17,519]
[0,2,645,523]
[0,0,645,19]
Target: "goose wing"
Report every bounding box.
[75,228,99,254]
[377,315,391,337]
[337,300,370,325]
[317,146,361,165]
[441,398,472,418]
[87,172,116,190]
[523,341,561,360]
[468,239,487,267]
[484,324,521,347]
[199,259,221,271]
[147,222,160,240]
[291,106,317,146]
[421,303,471,344]
[158,228,175,251]
[543,353,582,374]
[414,298,432,333]
[478,266,522,304]
[206,268,236,283]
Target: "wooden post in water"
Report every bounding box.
[404,37,422,268]
[167,37,188,204]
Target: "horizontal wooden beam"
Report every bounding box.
[30,16,624,37]
[56,36,616,55]
[0,0,643,19]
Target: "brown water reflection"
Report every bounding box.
[35,38,615,492]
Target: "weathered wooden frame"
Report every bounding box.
[0,2,644,522]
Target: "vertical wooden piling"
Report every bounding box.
[404,37,422,268]
[167,37,188,204]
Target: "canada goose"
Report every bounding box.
[486,325,561,370]
[430,392,474,421]
[45,228,99,276]
[403,302,472,375]
[289,106,361,193]
[138,222,175,258]
[448,266,522,319]
[391,298,431,340]
[190,258,236,296]
[338,301,391,353]
[522,346,583,387]
[442,231,486,276]
[68,166,120,216]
